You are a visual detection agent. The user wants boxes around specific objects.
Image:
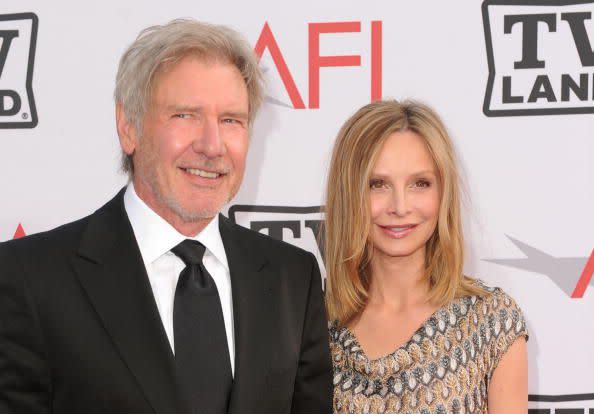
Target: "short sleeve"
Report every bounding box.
[484,288,528,380]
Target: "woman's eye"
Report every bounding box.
[369,179,385,189]
[414,179,431,188]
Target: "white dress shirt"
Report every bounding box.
[123,184,235,375]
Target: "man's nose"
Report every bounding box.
[193,117,225,157]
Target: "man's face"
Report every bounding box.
[119,57,250,234]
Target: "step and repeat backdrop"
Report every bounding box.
[2,0,593,411]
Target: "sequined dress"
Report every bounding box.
[329,286,528,414]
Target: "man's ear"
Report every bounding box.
[116,103,138,156]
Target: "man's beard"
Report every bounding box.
[156,185,218,222]
[140,167,221,222]
[133,137,238,223]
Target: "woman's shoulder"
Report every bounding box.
[467,279,523,309]
[327,319,351,345]
[327,319,343,341]
[327,319,362,365]
[460,278,528,339]
[460,279,529,379]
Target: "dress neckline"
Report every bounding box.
[332,294,477,377]
[341,300,450,363]
[342,304,442,363]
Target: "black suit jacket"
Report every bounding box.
[0,189,332,414]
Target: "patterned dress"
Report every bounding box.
[329,286,528,414]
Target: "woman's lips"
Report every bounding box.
[379,224,418,239]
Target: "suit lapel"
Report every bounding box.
[72,190,178,414]
[219,216,277,412]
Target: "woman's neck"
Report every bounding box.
[367,250,430,312]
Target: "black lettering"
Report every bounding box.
[0,30,19,78]
[528,410,550,414]
[0,90,21,116]
[562,12,594,66]
[555,409,584,414]
[504,14,556,69]
[502,76,524,103]
[561,73,588,101]
[528,75,557,102]
[304,220,325,261]
[250,220,300,241]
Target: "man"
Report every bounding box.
[0,19,332,414]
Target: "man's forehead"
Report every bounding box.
[152,53,240,86]
[149,57,248,109]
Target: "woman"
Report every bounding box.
[325,100,528,414]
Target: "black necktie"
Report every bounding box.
[171,239,232,414]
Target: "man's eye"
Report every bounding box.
[173,113,192,119]
[222,118,239,124]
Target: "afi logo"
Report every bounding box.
[13,223,25,239]
[485,236,594,299]
[0,13,38,128]
[254,21,382,109]
[228,205,326,279]
[0,222,26,241]
[483,0,594,116]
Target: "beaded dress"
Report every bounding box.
[329,286,528,414]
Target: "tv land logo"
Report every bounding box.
[0,13,38,128]
[228,205,326,280]
[483,0,594,116]
[254,21,382,109]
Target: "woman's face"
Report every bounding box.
[368,130,441,264]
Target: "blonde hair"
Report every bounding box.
[324,99,486,325]
[114,18,263,176]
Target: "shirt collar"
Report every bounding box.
[123,184,228,270]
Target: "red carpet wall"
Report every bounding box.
[2,1,593,411]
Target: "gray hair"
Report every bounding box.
[114,18,264,175]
